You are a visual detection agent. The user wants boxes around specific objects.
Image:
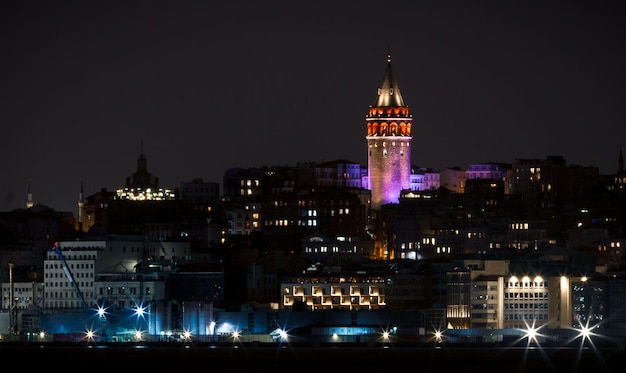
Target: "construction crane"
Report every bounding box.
[8,263,18,334]
[49,242,90,311]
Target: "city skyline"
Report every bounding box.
[2,1,625,213]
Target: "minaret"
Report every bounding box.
[26,180,34,209]
[77,180,84,232]
[616,147,625,194]
[366,53,413,209]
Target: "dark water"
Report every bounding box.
[0,343,620,372]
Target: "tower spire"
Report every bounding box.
[374,52,405,108]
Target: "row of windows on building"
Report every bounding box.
[504,303,550,309]
[42,286,152,296]
[504,292,549,299]
[304,246,358,254]
[503,313,550,321]
[45,300,139,309]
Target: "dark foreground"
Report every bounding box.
[0,343,621,372]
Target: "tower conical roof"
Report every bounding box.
[374,53,406,107]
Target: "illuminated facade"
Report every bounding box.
[366,53,412,210]
[409,166,440,191]
[281,276,386,311]
[503,275,550,329]
[116,187,176,201]
[444,258,603,332]
[44,244,100,311]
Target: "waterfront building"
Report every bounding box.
[44,241,102,311]
[607,277,626,337]
[0,277,44,335]
[444,255,611,336]
[280,274,387,311]
[38,237,198,337]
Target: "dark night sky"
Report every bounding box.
[1,0,625,214]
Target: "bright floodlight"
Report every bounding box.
[434,330,443,342]
[525,324,539,344]
[133,303,148,318]
[277,328,288,340]
[580,325,591,339]
[575,319,597,343]
[135,330,143,341]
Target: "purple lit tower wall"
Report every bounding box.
[366,53,413,210]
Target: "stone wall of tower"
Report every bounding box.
[367,136,412,209]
